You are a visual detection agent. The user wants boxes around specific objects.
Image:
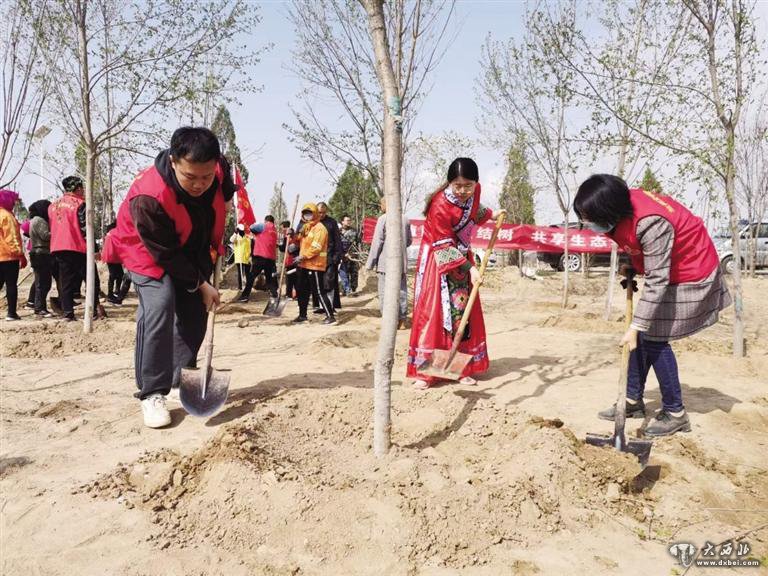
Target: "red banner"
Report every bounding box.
[362,217,615,253]
[235,168,256,229]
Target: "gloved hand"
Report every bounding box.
[620,277,638,292]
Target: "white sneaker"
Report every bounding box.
[141,394,171,428]
[167,387,181,404]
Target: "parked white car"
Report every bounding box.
[715,222,768,273]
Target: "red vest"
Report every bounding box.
[251,221,277,260]
[114,165,226,279]
[610,188,719,283]
[100,230,120,264]
[49,193,86,253]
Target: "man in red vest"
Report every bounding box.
[48,176,100,321]
[114,127,235,429]
[238,214,278,303]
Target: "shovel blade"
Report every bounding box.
[263,296,287,317]
[585,432,653,468]
[418,350,472,381]
[179,367,230,418]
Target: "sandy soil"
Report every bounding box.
[1,267,767,575]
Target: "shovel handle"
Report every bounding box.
[444,211,507,364]
[613,269,636,447]
[200,256,223,395]
[276,194,300,297]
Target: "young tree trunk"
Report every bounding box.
[362,0,403,457]
[561,216,569,309]
[605,132,630,320]
[725,130,745,357]
[74,0,97,334]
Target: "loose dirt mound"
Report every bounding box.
[0,320,134,358]
[539,311,623,333]
[311,329,378,351]
[82,388,648,572]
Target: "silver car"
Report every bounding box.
[715,222,768,273]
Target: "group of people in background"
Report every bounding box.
[231,202,363,327]
[0,177,128,322]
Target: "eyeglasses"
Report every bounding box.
[451,183,475,193]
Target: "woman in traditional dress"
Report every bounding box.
[575,174,731,437]
[407,158,496,389]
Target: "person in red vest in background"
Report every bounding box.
[100,221,131,306]
[0,189,26,321]
[574,174,731,437]
[114,127,235,429]
[279,220,299,300]
[48,176,101,321]
[238,214,278,303]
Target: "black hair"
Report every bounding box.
[574,174,633,226]
[317,202,328,210]
[423,157,480,215]
[105,220,117,232]
[62,175,83,193]
[280,220,290,228]
[28,199,51,222]
[341,214,351,220]
[265,215,275,223]
[169,126,221,163]
[447,157,479,183]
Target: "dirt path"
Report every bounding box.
[1,270,766,575]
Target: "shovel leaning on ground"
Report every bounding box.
[419,210,507,381]
[180,257,230,417]
[585,270,653,468]
[264,194,300,317]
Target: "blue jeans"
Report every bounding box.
[339,263,351,293]
[627,333,684,413]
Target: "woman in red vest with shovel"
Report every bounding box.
[574,174,731,437]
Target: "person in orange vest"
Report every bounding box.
[574,174,731,437]
[0,189,26,321]
[48,176,101,321]
[113,127,235,428]
[294,203,335,324]
[238,214,278,303]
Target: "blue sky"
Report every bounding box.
[13,0,768,226]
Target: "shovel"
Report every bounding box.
[419,211,507,381]
[585,270,653,468]
[264,194,300,317]
[180,257,230,417]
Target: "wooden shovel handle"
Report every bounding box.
[614,269,636,444]
[276,194,300,296]
[445,211,507,362]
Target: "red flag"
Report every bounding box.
[235,168,256,229]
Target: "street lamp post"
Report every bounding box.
[33,125,51,199]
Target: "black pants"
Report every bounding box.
[30,253,53,313]
[0,260,20,317]
[55,251,99,317]
[297,267,333,319]
[107,262,131,299]
[285,264,297,298]
[242,256,277,298]
[131,272,208,399]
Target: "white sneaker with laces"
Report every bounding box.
[141,394,171,428]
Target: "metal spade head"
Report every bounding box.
[417,350,472,382]
[179,366,230,418]
[585,432,653,468]
[263,295,288,317]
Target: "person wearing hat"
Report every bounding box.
[113,126,235,429]
[229,223,251,292]
[48,175,101,321]
[0,189,26,321]
[294,203,335,324]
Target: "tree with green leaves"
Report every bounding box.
[637,167,663,194]
[328,163,379,227]
[498,134,536,269]
[211,105,249,183]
